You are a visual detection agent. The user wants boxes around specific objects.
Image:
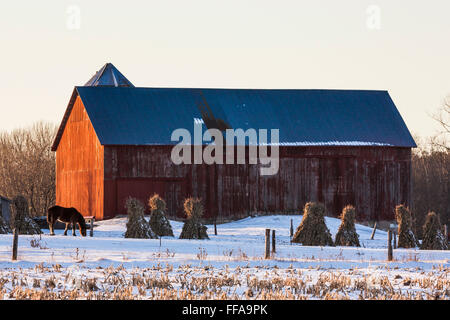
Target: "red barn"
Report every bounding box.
[52,63,416,222]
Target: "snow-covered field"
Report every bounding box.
[0,215,448,300]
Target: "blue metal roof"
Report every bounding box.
[59,87,416,148]
[84,63,134,87]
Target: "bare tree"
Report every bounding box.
[0,121,57,217]
[410,96,450,237]
[430,95,450,151]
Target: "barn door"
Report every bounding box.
[164,179,188,219]
[318,157,356,217]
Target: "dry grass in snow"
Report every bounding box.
[0,215,448,300]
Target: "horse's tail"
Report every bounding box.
[47,206,55,223]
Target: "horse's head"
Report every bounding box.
[79,224,87,237]
[75,210,87,237]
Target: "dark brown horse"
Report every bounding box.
[47,206,87,237]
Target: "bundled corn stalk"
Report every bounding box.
[124,197,157,239]
[0,215,11,234]
[10,195,42,235]
[420,212,448,250]
[179,198,209,240]
[395,205,418,248]
[148,194,174,237]
[334,205,360,247]
[292,202,334,246]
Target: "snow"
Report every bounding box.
[0,214,448,299]
[259,141,392,146]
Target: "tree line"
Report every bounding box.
[411,140,449,238]
[411,97,449,237]
[0,122,57,217]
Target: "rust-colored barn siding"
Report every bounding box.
[101,145,411,222]
[56,96,104,220]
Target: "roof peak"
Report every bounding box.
[84,63,134,87]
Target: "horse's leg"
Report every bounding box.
[50,220,55,236]
[72,223,76,236]
[64,223,69,236]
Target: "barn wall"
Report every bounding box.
[55,96,104,219]
[103,145,411,222]
[103,146,190,218]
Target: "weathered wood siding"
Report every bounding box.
[103,145,411,222]
[55,96,104,220]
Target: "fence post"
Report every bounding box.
[393,231,397,249]
[90,217,94,237]
[265,229,270,259]
[370,221,377,240]
[272,230,276,254]
[387,230,393,261]
[12,228,18,261]
[290,219,293,238]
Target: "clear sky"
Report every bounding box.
[1,0,449,139]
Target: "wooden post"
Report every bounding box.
[387,230,393,261]
[370,221,377,240]
[265,229,270,259]
[393,231,397,249]
[12,228,18,261]
[272,230,276,254]
[90,217,94,237]
[290,219,293,238]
